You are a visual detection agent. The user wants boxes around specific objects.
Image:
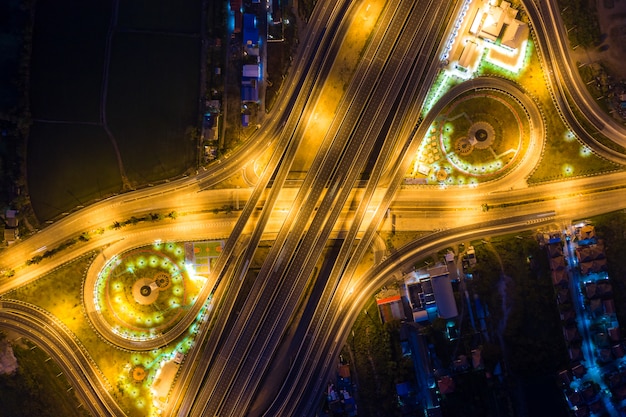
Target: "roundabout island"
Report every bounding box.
[84,241,221,350]
[407,78,541,187]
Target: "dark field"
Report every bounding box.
[106,32,199,182]
[29,1,111,121]
[0,337,90,417]
[27,122,122,220]
[27,0,201,221]
[0,0,26,112]
[117,0,201,33]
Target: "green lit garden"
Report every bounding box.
[94,242,206,341]
[405,0,622,188]
[409,90,529,186]
[1,238,227,417]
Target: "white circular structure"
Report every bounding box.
[131,277,159,305]
[468,121,495,149]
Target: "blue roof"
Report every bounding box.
[244,13,255,28]
[396,382,411,397]
[243,14,258,45]
[241,84,258,102]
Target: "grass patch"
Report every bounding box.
[556,0,601,48]
[475,37,622,183]
[298,0,317,22]
[412,87,533,185]
[528,126,619,183]
[577,63,614,114]
[95,243,204,338]
[441,93,526,165]
[524,64,622,183]
[345,298,401,416]
[566,90,626,154]
[26,122,123,221]
[0,338,91,417]
[210,172,249,190]
[469,234,568,376]
[380,231,430,253]
[3,255,95,339]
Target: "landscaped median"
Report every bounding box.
[3,238,225,417]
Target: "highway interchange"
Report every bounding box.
[2,0,626,415]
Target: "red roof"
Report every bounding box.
[338,364,350,379]
[234,10,242,33]
[377,295,401,305]
[437,376,455,394]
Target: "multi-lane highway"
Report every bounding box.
[185,1,457,415]
[2,0,626,416]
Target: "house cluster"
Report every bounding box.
[324,363,357,417]
[435,347,485,394]
[546,225,626,417]
[2,209,18,245]
[202,101,220,161]
[230,0,264,127]
[389,255,459,325]
[240,12,260,110]
[617,91,626,119]
[203,0,280,160]
[394,316,492,417]
[370,249,493,416]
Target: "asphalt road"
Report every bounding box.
[3,0,626,416]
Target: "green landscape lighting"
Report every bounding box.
[580,146,592,157]
[91,244,205,343]
[563,164,574,176]
[423,73,459,116]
